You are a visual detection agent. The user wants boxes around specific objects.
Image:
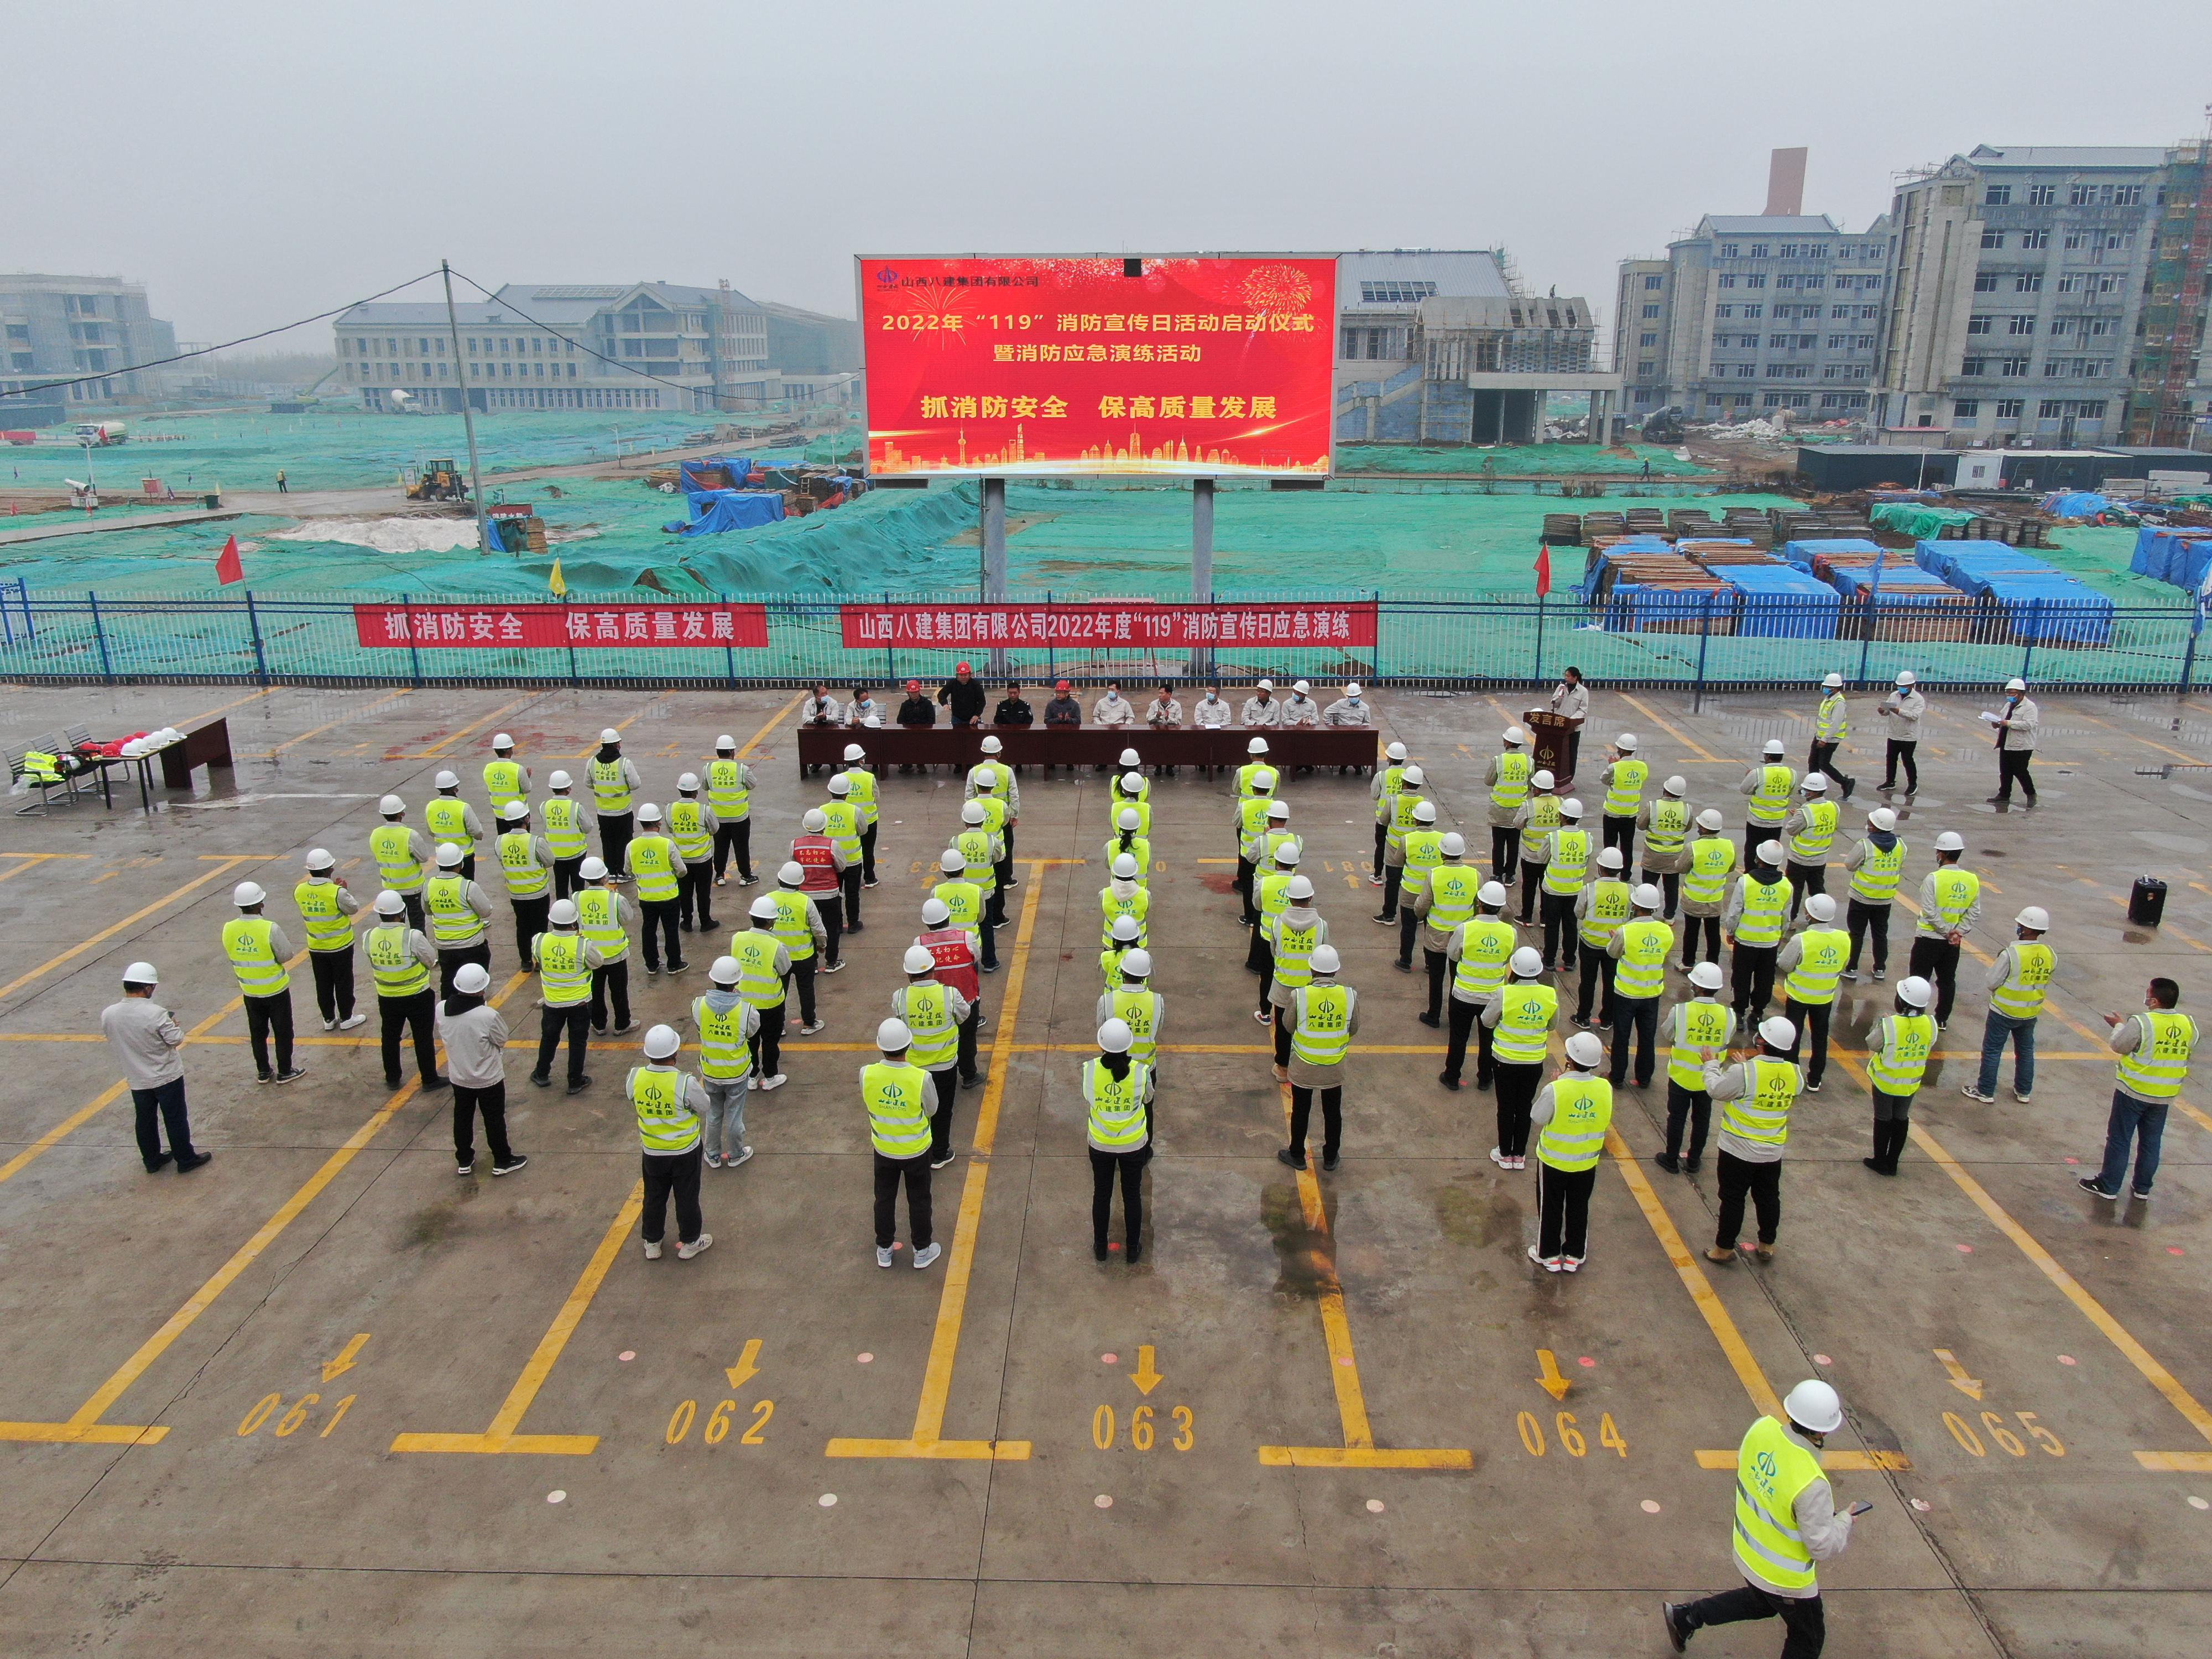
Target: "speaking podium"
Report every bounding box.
[1525,711,1578,789]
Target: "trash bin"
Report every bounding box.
[2129,877,2167,927]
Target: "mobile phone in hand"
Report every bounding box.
[1848,1500,1874,1516]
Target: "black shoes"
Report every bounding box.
[1276,1147,1307,1171]
[1417,1012,1441,1029]
[175,1151,212,1173]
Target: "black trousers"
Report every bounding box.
[749,1001,785,1078]
[552,857,585,901]
[1715,1151,1782,1248]
[535,1003,590,1085]
[457,854,478,884]
[1536,1160,1598,1260]
[1786,860,1828,919]
[1090,1144,1149,1253]
[1495,1061,1542,1156]
[1731,942,1777,1020]
[1681,914,1721,967]
[1677,1584,1824,1659]
[1273,1009,1293,1067]
[437,941,491,999]
[958,1004,982,1082]
[1997,746,2037,802]
[397,890,426,933]
[1424,948,1449,1020]
[1247,930,1273,986]
[790,958,818,1026]
[453,1082,513,1166]
[862,821,879,884]
[511,896,550,967]
[841,863,864,930]
[590,961,631,1031]
[1541,891,1579,970]
[132,1078,196,1168]
[1519,860,1546,923]
[1846,899,1891,973]
[926,1068,959,1162]
[984,877,1005,930]
[1909,935,1963,1024]
[712,819,753,882]
[1647,869,1682,920]
[1288,1084,1343,1160]
[1491,825,1519,885]
[1808,738,1849,791]
[1443,998,1495,1087]
[1744,823,1782,870]
[1609,995,1659,1087]
[1379,863,1404,921]
[873,1151,933,1249]
[638,899,683,973]
[597,811,634,873]
[642,1145,703,1246]
[1576,949,1616,1024]
[1784,998,1833,1088]
[308,947,356,1024]
[1663,1080,1711,1166]
[1373,821,1387,877]
[1602,813,1636,860]
[1237,854,1258,923]
[978,915,998,972]
[1883,738,1918,792]
[1397,907,1421,968]
[678,863,716,932]
[379,990,438,1086]
[244,991,295,1079]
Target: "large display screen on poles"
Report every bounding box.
[858,255,1337,478]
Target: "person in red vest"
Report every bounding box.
[789,809,849,971]
[915,896,984,1090]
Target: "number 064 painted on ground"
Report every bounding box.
[1516,1410,1629,1459]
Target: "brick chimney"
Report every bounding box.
[1765,147,1808,217]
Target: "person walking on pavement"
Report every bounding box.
[1235,771,1277,924]
[632,1024,712,1261]
[768,863,829,1033]
[102,962,210,1173]
[1987,676,2040,806]
[276,467,288,494]
[692,957,759,1170]
[705,735,758,887]
[1481,947,1558,1169]
[1679,809,1735,971]
[1662,1379,1867,1657]
[1538,797,1592,972]
[1527,1031,1613,1272]
[528,898,599,1094]
[1964,907,2053,1104]
[1808,672,1854,796]
[588,728,643,874]
[1413,834,1481,1024]
[1739,739,1795,872]
[667,776,719,936]
[425,771,485,881]
[222,880,306,1085]
[439,962,523,1178]
[1374,766,1428,924]
[295,848,366,1031]
[370,794,430,932]
[1512,769,1563,926]
[1637,776,1693,920]
[1863,977,1937,1175]
[424,842,494,997]
[2081,977,2199,1204]
[483,732,531,821]
[934,847,995,974]
[790,813,848,971]
[1438,883,1515,1089]
[367,889,444,1091]
[1777,894,1849,1093]
[1278,944,1358,1172]
[575,859,638,1035]
[625,802,688,977]
[894,946,971,1172]
[1780,774,1839,919]
[920,898,987,1088]
[1371,740,1409,884]
[494,802,554,967]
[1841,807,1906,982]
[1653,962,1733,1174]
[1703,1016,1801,1265]
[1598,733,1647,863]
[1572,844,1631,1029]
[1909,830,1978,1028]
[1085,1018,1154,1262]
[1486,727,1531,883]
[1724,842,1791,1025]
[1394,800,1445,971]
[539,771,591,901]
[954,800,1005,933]
[867,1019,941,1269]
[1605,883,1673,1089]
[1876,670,1925,794]
[1264,875,1326,1060]
[821,775,867,930]
[730,897,793,1089]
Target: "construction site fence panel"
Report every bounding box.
[0,587,2204,698]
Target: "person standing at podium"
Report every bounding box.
[1528,666,1589,783]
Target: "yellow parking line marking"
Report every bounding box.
[2073,707,2200,764]
[1623,694,1721,764]
[0,853,91,886]
[404,693,539,761]
[549,691,676,760]
[255,690,410,758]
[0,854,272,1006]
[174,687,274,727]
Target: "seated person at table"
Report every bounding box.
[1043,680,1082,774]
[994,681,1033,726]
[844,686,883,728]
[894,680,935,773]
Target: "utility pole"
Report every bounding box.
[441,260,493,556]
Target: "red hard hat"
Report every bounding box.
[1056,680,1071,691]
[905,679,921,692]
[956,660,972,673]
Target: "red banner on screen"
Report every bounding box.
[859,255,1337,478]
[838,602,1375,651]
[353,603,770,650]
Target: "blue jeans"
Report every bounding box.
[1975,1011,2036,1097]
[2096,1091,2169,1196]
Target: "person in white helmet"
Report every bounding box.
[667,775,719,935]
[1776,893,1850,1093]
[1240,678,1281,729]
[1479,946,1558,1166]
[1653,961,1733,1173]
[483,733,531,822]
[1235,735,1277,803]
[1102,912,1146,991]
[1809,671,1854,797]
[1701,1015,1801,1265]
[973,768,1019,900]
[369,794,430,932]
[295,848,367,1032]
[1965,906,2053,1104]
[1511,766,1563,925]
[538,770,591,901]
[221,880,305,1085]
[1394,798,1446,971]
[1486,727,1532,884]
[632,1024,711,1260]
[966,736,1021,872]
[1084,1017,1153,1262]
[1374,765,1428,925]
[818,776,866,930]
[728,897,794,1087]
[894,945,972,1171]
[1527,1030,1613,1271]
[1739,738,1795,872]
[917,896,985,1088]
[2084,975,2199,1203]
[1679,808,1735,972]
[1780,774,1839,921]
[1279,680,1319,774]
[692,957,759,1169]
[424,842,495,998]
[1234,767,1278,924]
[1439,881,1516,1089]
[1598,733,1647,864]
[529,898,601,1094]
[935,845,996,974]
[587,728,643,874]
[576,858,640,1035]
[494,801,555,968]
[426,771,486,882]
[1537,796,1592,973]
[1661,1379,1866,1656]
[1908,830,1979,1027]
[1280,942,1358,1172]
[1103,851,1150,953]
[1193,682,1232,774]
[953,798,1008,932]
[1723,842,1792,1025]
[1605,883,1675,1088]
[1321,681,1372,729]
[1863,977,1937,1176]
[769,862,830,1031]
[1636,775,1694,920]
[1987,675,2039,806]
[1265,873,1327,1048]
[704,735,758,887]
[1840,806,1906,983]
[865,1018,941,1269]
[1248,840,1303,980]
[101,961,210,1173]
[1414,832,1482,1022]
[1572,843,1631,1029]
[837,740,880,887]
[790,810,849,971]
[440,961,523,1178]
[1097,947,1163,1076]
[1875,669,1924,794]
[367,889,444,1092]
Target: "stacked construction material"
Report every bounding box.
[1779,537,1882,571]
[1679,539,1773,566]
[1578,537,1734,630]
[1666,507,1720,536]
[1582,510,1627,542]
[1720,507,1775,547]
[1711,560,1840,639]
[1542,512,1584,545]
[1808,548,1980,641]
[1624,507,1667,535]
[1918,540,2112,646]
[1870,501,1983,541]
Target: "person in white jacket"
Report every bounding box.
[1279,681,1321,728]
[1875,670,1926,795]
[1241,680,1282,727]
[1193,685,1233,728]
[1092,682,1135,726]
[1321,682,1373,727]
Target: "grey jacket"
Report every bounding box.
[435,1003,510,1089]
[101,997,186,1089]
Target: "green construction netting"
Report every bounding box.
[1868,502,1979,539]
[1335,442,1709,477]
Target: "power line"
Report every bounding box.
[446,266,758,403]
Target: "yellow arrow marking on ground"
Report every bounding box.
[1536,1349,1571,1401]
[1933,1348,1983,1401]
[726,1339,763,1391]
[322,1334,372,1383]
[1128,1345,1164,1397]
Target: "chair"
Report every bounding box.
[9,739,81,815]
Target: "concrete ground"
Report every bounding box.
[1,680,2208,1657]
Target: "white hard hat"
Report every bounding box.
[1510,946,1545,977]
[750,895,780,920]
[1402,766,1426,786]
[600,728,622,744]
[677,772,700,792]
[379,794,405,816]
[1112,853,1140,879]
[1756,840,1784,863]
[1120,771,1143,792]
[549,898,578,925]
[500,801,528,820]
[232,880,265,906]
[1759,1015,1797,1048]
[778,860,805,886]
[1783,1379,1845,1436]
[1267,800,1291,820]
[1802,774,1828,794]
[974,769,997,788]
[1344,682,1362,697]
[1292,680,1310,695]
[878,1018,914,1052]
[1663,775,1687,796]
[803,808,827,832]
[637,802,662,823]
[1310,943,1341,975]
[1697,808,1724,831]
[1821,672,1843,689]
[1248,737,1269,755]
[1531,769,1555,790]
[843,743,865,762]
[1386,741,1408,761]
[1804,893,1837,922]
[1597,846,1624,870]
[1895,670,1917,687]
[1564,1031,1605,1068]
[715,735,736,751]
[304,847,335,870]
[940,848,965,872]
[1505,726,1528,745]
[2005,676,2027,692]
[1616,733,1639,752]
[1441,833,1466,857]
[2015,906,2049,931]
[980,734,1003,753]
[1897,975,1934,1008]
[961,800,985,824]
[376,890,406,916]
[1118,807,1142,830]
[1110,915,1143,942]
[1762,739,1786,758]
[920,898,951,926]
[1632,883,1662,909]
[1688,961,1723,991]
[1867,807,1896,832]
[1256,679,1275,692]
[1286,875,1314,900]
[827,775,850,797]
[123,960,159,985]
[1251,772,1274,792]
[1121,948,1152,978]
[436,843,463,868]
[548,769,572,789]
[1558,798,1584,819]
[492,733,514,750]
[1098,1018,1134,1053]
[903,945,937,974]
[709,955,741,985]
[1934,830,1965,853]
[434,769,459,790]
[580,857,608,881]
[1478,880,1507,906]
[1120,748,1141,768]
[452,962,492,995]
[1412,800,1437,823]
[1274,844,1301,865]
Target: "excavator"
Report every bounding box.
[404,459,469,502]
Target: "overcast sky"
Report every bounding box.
[11,1,2211,351]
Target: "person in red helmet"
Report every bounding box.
[1043,679,1082,775]
[938,660,987,728]
[894,679,935,774]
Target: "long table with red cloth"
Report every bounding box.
[794,726,1376,775]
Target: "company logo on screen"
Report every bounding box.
[875,267,902,287]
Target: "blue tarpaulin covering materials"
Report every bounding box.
[664,489,786,538]
[1718,564,1840,638]
[1825,564,1955,603]
[1781,538,1881,570]
[2130,526,2212,589]
[2042,491,2113,519]
[1914,540,2058,592]
[678,456,754,495]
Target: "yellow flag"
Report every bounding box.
[548,559,567,597]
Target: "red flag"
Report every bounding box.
[215,534,243,585]
[1533,542,1552,597]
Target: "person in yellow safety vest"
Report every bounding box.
[1235,736,1279,801]
[1840,806,1906,983]
[954,799,1006,931]
[965,733,1021,815]
[667,775,721,936]
[222,880,306,1084]
[2084,975,2201,1203]
[704,735,758,888]
[1247,842,1303,980]
[1776,893,1850,1093]
[933,846,995,974]
[1909,830,1980,1029]
[529,897,603,1094]
[1101,853,1150,949]
[1112,752,1151,806]
[624,802,690,978]
[494,801,555,968]
[1511,767,1562,926]
[895,946,972,1172]
[1598,732,1648,866]
[1779,774,1839,922]
[1235,776,1277,925]
[1258,798,1301,872]
[1277,942,1358,1171]
[769,862,830,1034]
[1964,906,2053,1105]
[482,732,531,820]
[1480,947,1558,1168]
[366,889,444,1091]
[1392,800,1446,971]
[1375,765,1428,924]
[1662,1378,1865,1656]
[538,770,592,901]
[1723,842,1792,1024]
[1538,796,1592,973]
[425,770,487,881]
[972,768,1018,898]
[836,740,881,887]
[370,794,430,931]
[729,896,795,1089]
[1807,670,1855,796]
[1104,806,1151,884]
[1637,775,1694,921]
[1085,1017,1154,1262]
[1679,807,1736,973]
[586,728,643,875]
[1653,961,1733,1173]
[631,1022,712,1260]
[1701,1015,1801,1265]
[692,956,759,1168]
[821,774,867,930]
[919,895,987,1087]
[1415,833,1481,1025]
[1264,874,1327,1060]
[867,1017,943,1270]
[1862,975,1937,1176]
[1527,1030,1613,1271]
[1099,912,1144,994]
[575,857,639,1035]
[1605,883,1675,1088]
[423,841,494,998]
[1095,948,1163,1076]
[1371,739,1410,885]
[1572,843,1632,1030]
[1738,738,1796,870]
[1486,726,1532,883]
[296,847,367,1032]
[1438,881,1515,1089]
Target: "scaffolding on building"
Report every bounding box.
[2127,128,2211,448]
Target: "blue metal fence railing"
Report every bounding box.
[0,586,2197,696]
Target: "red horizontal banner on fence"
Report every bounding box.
[353,603,770,650]
[838,602,1377,650]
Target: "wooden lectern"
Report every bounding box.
[1525,711,1577,789]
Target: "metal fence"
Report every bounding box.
[0,586,2201,697]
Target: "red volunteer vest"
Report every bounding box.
[792,835,840,895]
[919,927,981,1001]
